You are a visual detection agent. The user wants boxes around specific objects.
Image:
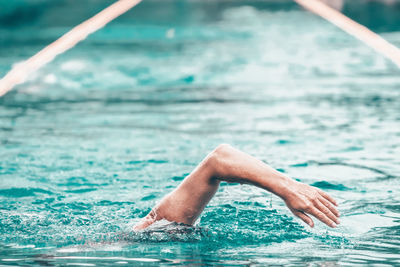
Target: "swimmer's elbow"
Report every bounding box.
[207,143,235,177]
[213,143,233,155]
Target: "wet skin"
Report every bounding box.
[134,144,340,230]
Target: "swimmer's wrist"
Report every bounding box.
[267,174,295,200]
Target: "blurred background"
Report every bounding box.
[0,0,399,266]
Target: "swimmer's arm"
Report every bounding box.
[133,144,339,230]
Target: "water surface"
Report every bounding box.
[0,0,400,265]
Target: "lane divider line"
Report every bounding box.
[0,0,142,97]
[294,0,400,68]
[1,0,399,98]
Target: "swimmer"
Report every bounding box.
[134,144,340,230]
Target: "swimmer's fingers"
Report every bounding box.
[308,206,337,228]
[317,189,338,206]
[290,208,314,227]
[319,195,340,218]
[315,199,340,225]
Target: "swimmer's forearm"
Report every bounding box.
[208,144,293,199]
[208,144,339,227]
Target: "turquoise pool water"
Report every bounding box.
[1,0,400,265]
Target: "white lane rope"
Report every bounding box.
[294,0,400,68]
[0,0,142,97]
[1,0,399,97]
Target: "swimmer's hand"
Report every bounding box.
[134,144,340,230]
[280,180,339,228]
